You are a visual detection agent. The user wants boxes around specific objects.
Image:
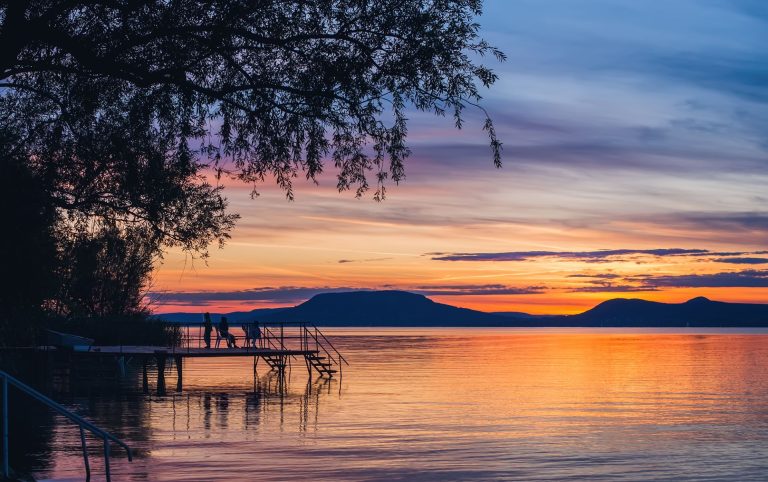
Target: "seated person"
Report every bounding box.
[249,323,262,347]
[219,316,237,348]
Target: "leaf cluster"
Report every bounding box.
[1,0,504,203]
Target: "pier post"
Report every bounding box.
[142,360,149,393]
[175,356,183,392]
[156,354,167,396]
[116,355,126,377]
[2,375,8,479]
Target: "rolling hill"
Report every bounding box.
[156,291,768,327]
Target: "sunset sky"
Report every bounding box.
[152,0,768,315]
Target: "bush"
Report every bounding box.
[50,314,182,347]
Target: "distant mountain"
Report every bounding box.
[156,291,768,327]
[492,311,555,320]
[568,296,768,327]
[258,290,513,326]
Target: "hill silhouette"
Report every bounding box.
[569,296,768,327]
[157,291,768,327]
[258,290,509,326]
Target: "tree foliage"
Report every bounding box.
[1,0,504,201]
[0,0,503,322]
[55,224,155,318]
[0,146,59,343]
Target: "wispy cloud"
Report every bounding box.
[569,285,659,293]
[150,283,547,308]
[413,284,546,296]
[338,257,393,264]
[567,273,622,279]
[635,269,768,288]
[661,213,768,234]
[150,286,363,306]
[712,257,768,265]
[431,248,709,262]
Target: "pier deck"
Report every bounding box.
[76,346,319,357]
[41,321,348,394]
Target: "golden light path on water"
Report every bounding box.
[23,329,768,481]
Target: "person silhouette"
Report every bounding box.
[242,322,261,348]
[250,323,262,348]
[203,312,213,349]
[219,316,237,348]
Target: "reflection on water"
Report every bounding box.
[14,329,768,481]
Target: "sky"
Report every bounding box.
[151,0,768,315]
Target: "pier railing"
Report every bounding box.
[304,325,349,372]
[1,370,132,481]
[177,321,348,374]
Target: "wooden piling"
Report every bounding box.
[142,360,148,393]
[175,355,183,392]
[156,354,166,396]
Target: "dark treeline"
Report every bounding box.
[1,148,180,345]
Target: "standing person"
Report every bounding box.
[203,312,213,349]
[250,323,262,348]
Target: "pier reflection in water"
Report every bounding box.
[16,357,337,482]
[15,329,768,481]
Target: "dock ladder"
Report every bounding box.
[256,322,349,377]
[302,324,349,377]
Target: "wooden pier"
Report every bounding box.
[42,322,347,395]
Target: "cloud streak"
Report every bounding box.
[636,270,768,288]
[150,286,363,306]
[413,284,545,296]
[151,283,547,308]
[569,285,659,293]
[712,257,768,265]
[338,257,393,264]
[431,248,709,262]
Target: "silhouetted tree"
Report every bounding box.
[0,141,58,345]
[1,0,503,202]
[0,84,239,257]
[55,224,155,318]
[0,1,503,324]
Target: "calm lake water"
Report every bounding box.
[14,328,768,481]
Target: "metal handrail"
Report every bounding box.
[179,325,312,351]
[261,327,283,351]
[307,324,349,366]
[174,321,346,376]
[1,370,132,481]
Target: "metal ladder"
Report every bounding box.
[1,369,132,481]
[303,324,349,377]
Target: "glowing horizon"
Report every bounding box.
[151,0,768,315]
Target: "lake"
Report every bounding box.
[13,328,768,481]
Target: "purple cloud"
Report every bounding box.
[567,273,622,279]
[413,284,546,296]
[712,257,768,265]
[569,285,659,293]
[431,248,709,262]
[151,283,548,308]
[637,270,768,288]
[150,286,364,305]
